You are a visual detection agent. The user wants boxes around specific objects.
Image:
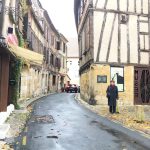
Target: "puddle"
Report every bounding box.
[31,115,55,124]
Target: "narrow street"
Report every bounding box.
[15,93,149,150]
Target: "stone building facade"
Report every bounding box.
[0,0,68,124]
[74,0,150,106]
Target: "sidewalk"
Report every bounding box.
[75,94,150,137]
[0,92,55,150]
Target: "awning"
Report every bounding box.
[8,44,43,66]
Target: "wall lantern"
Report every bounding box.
[0,2,2,13]
[0,36,7,48]
[0,36,6,43]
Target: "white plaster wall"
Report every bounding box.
[67,58,80,85]
[93,0,149,64]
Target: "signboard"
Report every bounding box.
[134,67,150,105]
[97,75,107,83]
[111,67,124,92]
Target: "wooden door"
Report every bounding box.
[0,54,10,112]
[134,67,150,105]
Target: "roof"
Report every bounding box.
[60,33,68,43]
[74,0,80,28]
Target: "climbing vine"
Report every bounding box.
[10,59,23,109]
[16,28,24,47]
[9,11,16,24]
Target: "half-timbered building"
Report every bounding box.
[74,0,150,105]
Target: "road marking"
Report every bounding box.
[22,136,27,146]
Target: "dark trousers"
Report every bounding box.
[109,106,116,113]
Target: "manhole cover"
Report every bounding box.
[32,115,55,124]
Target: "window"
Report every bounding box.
[56,41,60,50]
[139,20,149,51]
[55,58,61,68]
[52,75,56,85]
[51,54,54,65]
[85,18,90,50]
[63,57,65,68]
[63,43,66,53]
[51,35,54,46]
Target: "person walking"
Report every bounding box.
[106,80,119,114]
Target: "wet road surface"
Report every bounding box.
[15,93,150,150]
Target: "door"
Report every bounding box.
[0,54,10,111]
[134,67,150,105]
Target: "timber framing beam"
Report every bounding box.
[89,8,149,18]
[96,0,108,62]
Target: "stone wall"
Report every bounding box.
[80,64,134,105]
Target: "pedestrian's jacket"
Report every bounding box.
[106,85,118,106]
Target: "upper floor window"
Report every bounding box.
[56,41,60,50]
[50,54,55,66]
[63,43,66,53]
[51,35,54,46]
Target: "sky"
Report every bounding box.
[40,0,79,57]
[40,0,77,39]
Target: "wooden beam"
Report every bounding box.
[141,0,143,14]
[96,0,108,62]
[90,8,149,17]
[139,20,148,23]
[134,0,137,13]
[106,13,117,62]
[140,49,150,52]
[117,0,121,63]
[95,0,98,8]
[94,61,149,66]
[137,16,141,64]
[148,0,150,64]
[127,0,129,12]
[139,32,149,35]
[127,15,130,63]
[144,35,145,50]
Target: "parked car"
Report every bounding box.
[65,84,78,93]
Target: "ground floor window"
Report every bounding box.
[111,66,124,92]
[52,75,56,86]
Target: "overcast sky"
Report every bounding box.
[41,0,77,39]
[40,0,79,57]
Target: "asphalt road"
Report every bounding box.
[15,93,150,150]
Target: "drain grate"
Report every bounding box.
[31,115,55,124]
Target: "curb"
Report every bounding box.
[19,92,56,109]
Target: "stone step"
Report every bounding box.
[0,124,10,139]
